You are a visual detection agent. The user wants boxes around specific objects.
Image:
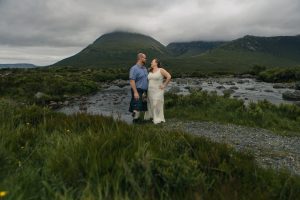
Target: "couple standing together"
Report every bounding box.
[129,53,171,124]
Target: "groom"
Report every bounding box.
[129,53,148,122]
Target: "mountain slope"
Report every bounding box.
[220,35,300,61]
[167,41,227,57]
[53,33,300,73]
[53,32,171,68]
[0,63,36,68]
[164,35,300,72]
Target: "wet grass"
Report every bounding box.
[165,91,300,136]
[0,99,300,199]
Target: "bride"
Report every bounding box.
[144,58,171,124]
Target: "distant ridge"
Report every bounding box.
[0,63,36,69]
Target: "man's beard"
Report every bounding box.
[142,60,146,65]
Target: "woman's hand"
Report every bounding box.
[159,84,165,90]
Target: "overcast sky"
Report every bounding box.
[0,0,300,66]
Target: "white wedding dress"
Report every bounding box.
[144,68,165,124]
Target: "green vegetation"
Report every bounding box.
[0,67,128,104]
[257,67,300,82]
[1,100,300,199]
[165,91,300,136]
[52,32,300,73]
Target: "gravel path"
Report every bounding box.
[165,119,300,175]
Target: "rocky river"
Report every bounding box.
[58,77,299,123]
[57,77,300,175]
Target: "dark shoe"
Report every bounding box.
[132,112,136,118]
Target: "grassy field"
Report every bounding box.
[1,99,300,199]
[165,91,300,136]
[0,67,128,104]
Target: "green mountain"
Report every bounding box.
[167,41,227,57]
[53,32,170,68]
[165,35,300,72]
[53,32,300,73]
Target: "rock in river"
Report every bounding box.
[282,90,300,101]
[295,82,300,90]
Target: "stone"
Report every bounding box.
[175,78,187,85]
[229,86,239,90]
[223,89,235,95]
[216,85,226,90]
[273,83,287,89]
[264,89,274,93]
[188,87,202,93]
[245,87,256,91]
[49,101,59,109]
[168,86,181,93]
[34,92,46,99]
[295,82,300,90]
[225,81,235,85]
[282,90,300,101]
[236,79,250,84]
[240,74,255,78]
[293,101,300,107]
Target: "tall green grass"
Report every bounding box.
[165,91,300,136]
[0,100,300,199]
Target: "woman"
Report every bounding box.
[144,58,171,124]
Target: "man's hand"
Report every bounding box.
[134,92,139,100]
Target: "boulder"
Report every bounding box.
[245,87,256,91]
[63,101,70,106]
[264,89,274,93]
[273,83,288,89]
[223,89,235,96]
[282,91,300,101]
[295,82,300,90]
[216,85,226,90]
[49,101,59,109]
[237,79,249,84]
[34,92,46,99]
[168,86,181,94]
[240,74,255,78]
[225,81,235,85]
[175,78,187,85]
[229,86,239,90]
[189,87,202,93]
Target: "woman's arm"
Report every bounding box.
[160,68,171,89]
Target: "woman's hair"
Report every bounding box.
[150,58,161,72]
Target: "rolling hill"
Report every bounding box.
[52,32,300,73]
[53,32,171,68]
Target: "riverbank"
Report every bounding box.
[1,100,299,199]
[164,119,300,176]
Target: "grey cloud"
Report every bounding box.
[0,0,300,65]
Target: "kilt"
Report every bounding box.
[129,88,148,112]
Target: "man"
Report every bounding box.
[129,53,148,122]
